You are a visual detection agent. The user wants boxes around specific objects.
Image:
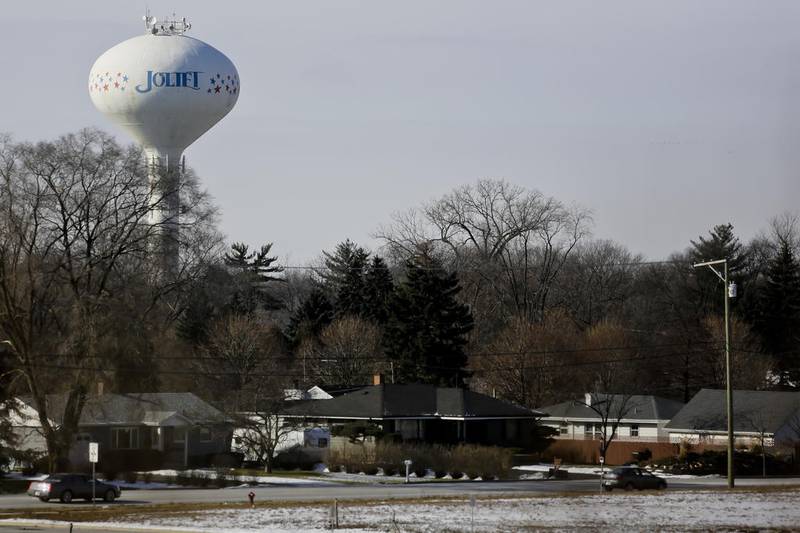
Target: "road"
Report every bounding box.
[1,476,799,510]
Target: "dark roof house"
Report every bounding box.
[665,389,800,445]
[282,384,544,447]
[15,393,233,470]
[283,383,543,420]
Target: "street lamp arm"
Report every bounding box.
[692,261,726,283]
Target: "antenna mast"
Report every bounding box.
[143,11,191,36]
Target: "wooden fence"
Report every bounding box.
[540,438,727,465]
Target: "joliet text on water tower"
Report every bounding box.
[88,14,239,274]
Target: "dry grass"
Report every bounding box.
[1,485,798,524]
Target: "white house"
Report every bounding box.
[537,393,685,443]
[232,386,334,463]
[665,389,800,447]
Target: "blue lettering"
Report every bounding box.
[135,70,204,93]
[135,70,153,93]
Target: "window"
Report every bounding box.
[111,427,139,449]
[559,423,569,435]
[630,424,639,438]
[173,428,186,444]
[317,438,329,448]
[584,423,602,439]
[150,428,161,449]
[198,427,212,443]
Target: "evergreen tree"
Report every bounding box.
[363,256,394,324]
[224,242,285,313]
[321,240,370,317]
[285,289,335,347]
[755,241,800,387]
[689,223,749,315]
[177,264,237,346]
[384,253,474,386]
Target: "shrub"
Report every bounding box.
[633,448,652,463]
[11,450,48,476]
[328,441,514,480]
[449,445,512,480]
[99,449,164,473]
[274,446,319,471]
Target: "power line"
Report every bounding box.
[276,258,690,273]
[11,338,748,364]
[15,347,728,378]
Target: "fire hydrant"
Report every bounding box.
[248,491,255,509]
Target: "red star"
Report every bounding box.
[114,82,119,88]
[214,86,221,93]
[103,84,109,91]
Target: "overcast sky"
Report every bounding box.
[2,1,798,263]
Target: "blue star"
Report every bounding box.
[210,78,216,85]
[122,75,128,82]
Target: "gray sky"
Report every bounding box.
[2,1,798,263]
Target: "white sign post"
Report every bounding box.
[404,459,412,484]
[89,442,99,504]
[599,455,605,492]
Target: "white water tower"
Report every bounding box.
[89,15,239,273]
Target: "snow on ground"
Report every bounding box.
[10,489,798,532]
[144,469,329,486]
[513,463,724,480]
[514,463,603,475]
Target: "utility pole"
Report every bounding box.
[693,258,736,489]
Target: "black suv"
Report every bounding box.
[602,466,667,491]
[28,474,121,503]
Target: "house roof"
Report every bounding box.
[21,393,230,427]
[665,389,800,435]
[283,386,334,401]
[281,384,543,419]
[537,394,684,422]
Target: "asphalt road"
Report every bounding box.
[1,476,799,511]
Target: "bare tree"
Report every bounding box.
[376,179,591,334]
[573,322,640,459]
[233,384,299,474]
[197,315,285,407]
[470,310,578,409]
[0,130,219,470]
[699,315,772,391]
[555,240,642,328]
[301,316,383,387]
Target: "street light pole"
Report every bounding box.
[692,258,735,489]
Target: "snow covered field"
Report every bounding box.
[9,488,799,532]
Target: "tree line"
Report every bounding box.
[0,130,797,468]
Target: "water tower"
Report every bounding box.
[89,15,239,274]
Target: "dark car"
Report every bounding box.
[27,474,121,503]
[602,466,667,491]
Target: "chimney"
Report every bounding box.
[584,393,592,407]
[97,381,104,396]
[373,373,384,386]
